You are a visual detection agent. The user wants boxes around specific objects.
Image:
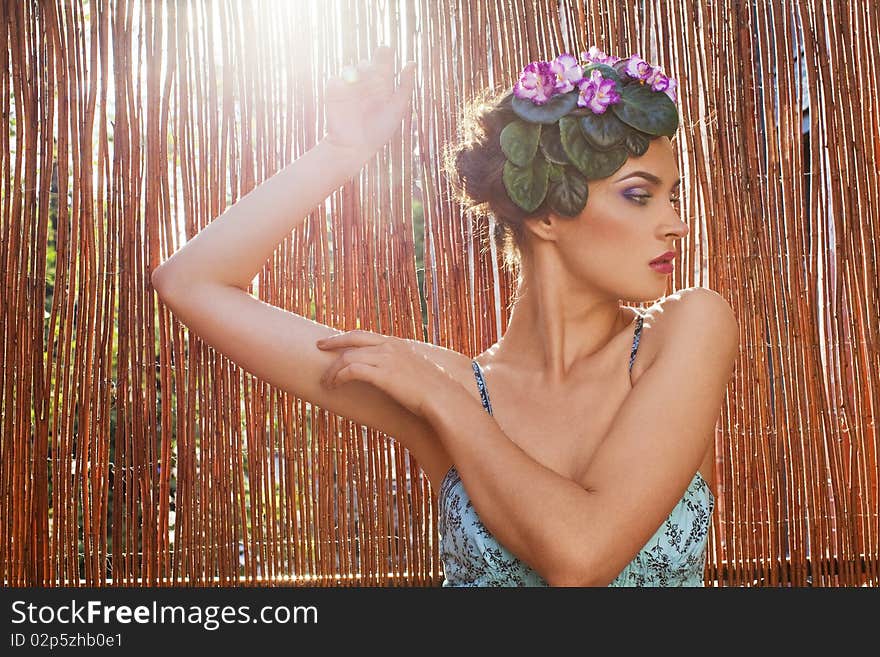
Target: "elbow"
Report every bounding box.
[152,266,244,302]
[150,266,166,292]
[151,265,184,300]
[151,266,171,296]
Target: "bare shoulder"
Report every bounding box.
[629,288,736,388]
[660,287,737,349]
[641,287,737,356]
[655,286,735,322]
[642,287,739,399]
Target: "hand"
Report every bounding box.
[316,330,457,419]
[323,46,417,163]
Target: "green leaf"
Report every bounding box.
[558,115,593,176]
[500,120,541,167]
[539,124,570,165]
[612,83,679,136]
[559,116,628,179]
[624,132,650,156]
[511,91,579,124]
[547,167,589,216]
[579,111,628,151]
[547,162,565,182]
[582,145,628,179]
[502,157,550,213]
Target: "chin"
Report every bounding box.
[621,283,665,305]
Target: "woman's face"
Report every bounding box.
[546,136,689,303]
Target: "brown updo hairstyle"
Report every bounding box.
[442,87,538,274]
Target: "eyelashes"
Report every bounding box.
[625,193,681,206]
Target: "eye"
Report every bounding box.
[624,190,681,207]
[624,193,650,206]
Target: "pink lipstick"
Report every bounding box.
[649,250,675,274]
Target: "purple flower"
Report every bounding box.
[647,66,670,91]
[644,63,678,103]
[577,69,621,114]
[663,77,678,103]
[624,53,653,82]
[549,53,584,93]
[514,61,558,105]
[581,46,620,66]
[632,61,679,103]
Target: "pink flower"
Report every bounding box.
[629,60,679,103]
[581,46,620,66]
[647,66,670,92]
[624,53,653,82]
[514,50,678,109]
[577,69,621,114]
[513,61,558,105]
[663,77,678,103]
[549,53,584,93]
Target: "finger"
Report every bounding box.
[326,75,349,102]
[337,62,375,95]
[398,61,417,91]
[373,45,395,94]
[356,58,383,86]
[373,45,394,77]
[321,347,386,388]
[390,61,417,112]
[334,362,381,388]
[358,79,391,99]
[316,330,385,350]
[319,348,355,387]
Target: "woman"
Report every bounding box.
[152,45,739,587]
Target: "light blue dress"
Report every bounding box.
[438,311,715,586]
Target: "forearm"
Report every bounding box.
[153,138,368,291]
[425,386,593,586]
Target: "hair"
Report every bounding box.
[443,73,679,274]
[443,88,533,273]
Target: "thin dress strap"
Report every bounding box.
[471,360,494,415]
[628,312,645,373]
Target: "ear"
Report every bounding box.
[522,211,559,244]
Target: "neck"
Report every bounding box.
[490,251,630,384]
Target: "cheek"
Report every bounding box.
[590,214,632,240]
[576,208,639,259]
[561,209,647,284]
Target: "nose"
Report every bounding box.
[666,212,689,240]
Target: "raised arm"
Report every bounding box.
[152,47,415,292]
[422,288,738,586]
[150,48,455,487]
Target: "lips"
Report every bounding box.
[650,251,676,265]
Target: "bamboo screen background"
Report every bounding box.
[2,0,877,587]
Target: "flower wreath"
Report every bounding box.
[501,46,680,216]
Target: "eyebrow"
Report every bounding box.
[615,171,682,188]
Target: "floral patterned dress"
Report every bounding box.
[438,311,715,586]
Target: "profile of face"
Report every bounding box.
[522,136,688,304]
